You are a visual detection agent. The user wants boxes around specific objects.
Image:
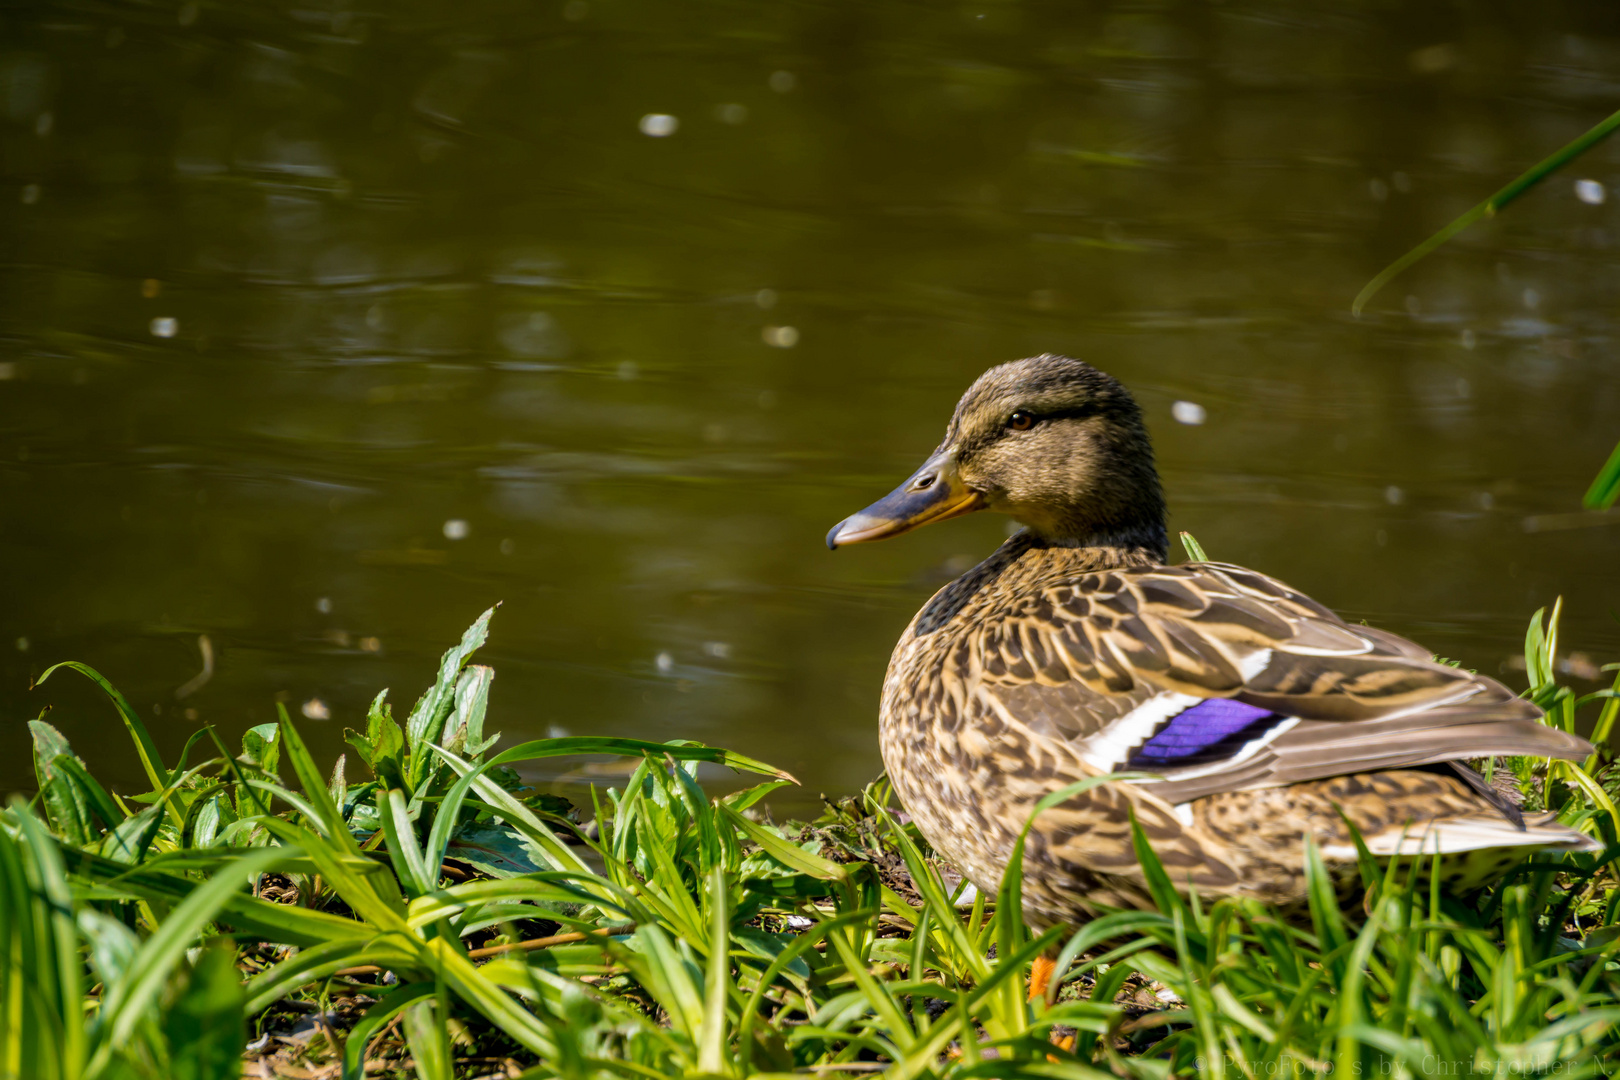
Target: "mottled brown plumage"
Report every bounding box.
[830,355,1597,929]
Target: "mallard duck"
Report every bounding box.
[828,354,1596,939]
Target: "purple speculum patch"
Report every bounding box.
[1125,697,1283,768]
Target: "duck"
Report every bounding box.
[827,354,1597,952]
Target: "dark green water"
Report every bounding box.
[4,2,1620,809]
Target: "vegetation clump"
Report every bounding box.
[4,604,1620,1079]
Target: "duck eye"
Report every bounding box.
[1008,410,1035,431]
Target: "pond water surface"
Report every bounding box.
[4,2,1620,809]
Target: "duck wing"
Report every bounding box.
[970,561,1589,806]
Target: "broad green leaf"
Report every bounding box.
[241,721,281,775]
[32,721,112,846]
[96,802,163,865]
[406,607,496,788]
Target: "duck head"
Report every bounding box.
[827,354,1167,556]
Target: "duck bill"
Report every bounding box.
[826,450,984,549]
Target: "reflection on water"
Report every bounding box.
[2,3,1619,809]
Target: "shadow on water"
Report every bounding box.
[2,1,1620,810]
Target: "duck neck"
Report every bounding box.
[1028,522,1167,569]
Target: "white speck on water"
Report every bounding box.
[499,537,515,555]
[547,724,572,739]
[1477,491,1495,510]
[704,641,731,659]
[1385,485,1404,505]
[769,70,796,93]
[639,113,678,137]
[1522,287,1540,310]
[755,288,778,310]
[715,103,747,124]
[1171,400,1206,425]
[315,597,333,614]
[1404,294,1421,315]
[617,360,639,380]
[150,316,178,338]
[301,698,330,721]
[1576,178,1606,205]
[1455,378,1471,399]
[443,518,470,540]
[15,637,28,652]
[20,184,39,205]
[1460,328,1476,350]
[0,363,15,380]
[763,325,799,348]
[1369,178,1389,202]
[655,651,675,674]
[35,111,52,137]
[1392,171,1411,193]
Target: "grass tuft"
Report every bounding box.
[3,603,1620,1077]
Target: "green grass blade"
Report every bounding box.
[343,983,435,1080]
[89,846,284,1071]
[1179,531,1209,563]
[697,867,731,1075]
[484,737,796,783]
[34,662,178,824]
[244,939,379,1014]
[257,818,408,928]
[278,714,364,855]
[403,993,453,1080]
[1128,806,1183,917]
[11,799,87,1078]
[162,940,245,1080]
[718,804,845,880]
[1304,835,1349,962]
[1352,106,1620,315]
[380,787,434,897]
[1583,438,1620,510]
[632,922,705,1041]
